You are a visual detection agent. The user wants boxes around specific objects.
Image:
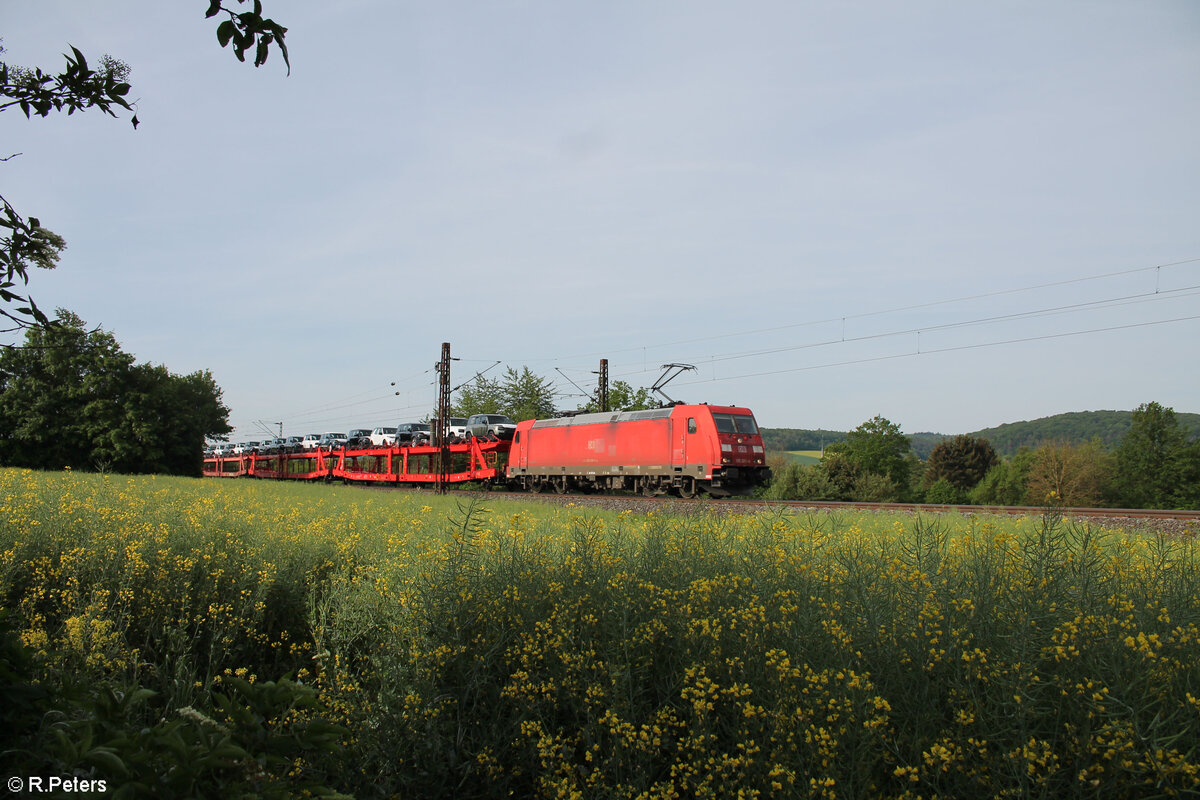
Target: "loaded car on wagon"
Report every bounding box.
[467,414,517,440]
[369,427,397,447]
[394,422,432,445]
[346,429,374,448]
[317,432,349,450]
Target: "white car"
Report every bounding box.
[299,434,322,450]
[369,427,397,447]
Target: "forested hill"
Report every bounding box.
[762,409,1200,460]
[970,410,1200,457]
[756,429,848,453]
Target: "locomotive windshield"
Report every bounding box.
[712,413,758,435]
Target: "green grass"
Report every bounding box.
[780,449,823,465]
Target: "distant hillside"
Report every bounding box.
[762,409,1200,461]
[760,428,944,460]
[759,428,847,453]
[971,410,1200,457]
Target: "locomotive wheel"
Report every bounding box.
[678,477,697,499]
[553,477,568,494]
[641,479,657,497]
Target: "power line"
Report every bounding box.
[496,256,1200,365]
[671,313,1200,385]
[639,283,1200,374]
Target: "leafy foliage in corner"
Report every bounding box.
[18,673,348,799]
[0,48,134,123]
[205,0,290,74]
[0,201,64,331]
[0,4,288,329]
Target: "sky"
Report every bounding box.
[3,1,1198,442]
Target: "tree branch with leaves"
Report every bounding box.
[0,2,289,331]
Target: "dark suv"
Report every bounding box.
[394,422,433,445]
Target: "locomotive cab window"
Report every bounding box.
[734,415,758,434]
[688,418,697,434]
[713,413,758,434]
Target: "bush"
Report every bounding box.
[851,471,899,502]
[764,462,837,500]
[970,449,1035,506]
[924,477,967,505]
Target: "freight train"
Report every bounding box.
[203,403,770,497]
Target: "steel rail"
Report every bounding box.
[482,491,1200,522]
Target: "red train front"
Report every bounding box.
[507,404,771,496]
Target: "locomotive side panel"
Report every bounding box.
[508,405,771,495]
[512,411,676,477]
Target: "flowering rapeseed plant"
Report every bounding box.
[2,468,1198,797]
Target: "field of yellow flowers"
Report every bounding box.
[2,467,1199,798]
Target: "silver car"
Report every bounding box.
[467,414,516,440]
[318,432,349,449]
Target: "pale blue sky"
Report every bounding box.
[4,1,1198,442]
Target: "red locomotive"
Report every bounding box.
[507,404,770,497]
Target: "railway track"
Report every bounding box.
[473,490,1200,526]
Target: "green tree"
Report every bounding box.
[500,366,557,422]
[577,379,655,413]
[1176,442,1200,510]
[824,414,912,497]
[924,478,967,505]
[1024,439,1112,507]
[763,459,837,501]
[1,3,288,329]
[923,435,998,491]
[819,451,860,501]
[452,366,558,422]
[0,310,230,474]
[852,471,900,503]
[452,375,503,416]
[969,449,1035,506]
[1113,401,1197,509]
